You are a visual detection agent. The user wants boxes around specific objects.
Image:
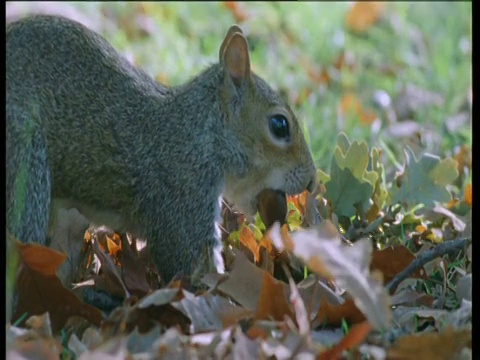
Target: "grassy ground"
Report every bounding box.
[6,2,471,173]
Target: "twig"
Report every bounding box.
[386,237,471,293]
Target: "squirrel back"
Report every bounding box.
[6,15,317,284]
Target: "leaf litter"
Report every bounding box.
[7,134,471,358]
[6,3,471,359]
[7,131,471,359]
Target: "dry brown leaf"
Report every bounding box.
[246,324,270,340]
[7,335,62,360]
[464,183,472,206]
[392,304,471,333]
[106,235,121,257]
[102,297,190,336]
[173,293,252,332]
[254,272,293,322]
[17,241,67,275]
[118,234,155,296]
[313,297,366,327]
[257,246,275,275]
[90,236,129,298]
[390,288,434,307]
[13,242,103,333]
[233,326,261,358]
[270,222,391,330]
[340,92,378,126]
[137,288,183,308]
[345,2,385,34]
[387,327,471,360]
[238,225,261,263]
[49,208,89,288]
[454,144,472,173]
[297,275,344,319]
[287,191,309,216]
[318,321,372,360]
[370,245,428,289]
[288,276,310,336]
[202,251,266,311]
[221,1,248,23]
[92,227,121,259]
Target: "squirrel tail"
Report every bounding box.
[7,104,51,245]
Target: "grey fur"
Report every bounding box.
[6,15,317,284]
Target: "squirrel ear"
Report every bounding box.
[219,25,243,60]
[221,33,251,87]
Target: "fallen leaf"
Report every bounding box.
[387,327,471,360]
[456,274,471,302]
[125,325,162,355]
[102,296,190,336]
[297,275,344,317]
[318,321,372,360]
[246,324,270,340]
[287,191,309,216]
[371,245,428,288]
[221,1,248,23]
[137,288,182,308]
[173,292,252,332]
[25,312,53,337]
[90,236,129,298]
[68,333,88,358]
[392,302,471,333]
[119,234,155,297]
[233,326,261,358]
[202,251,266,311]
[464,183,472,206]
[288,276,310,336]
[261,331,308,358]
[313,297,366,327]
[238,225,261,263]
[254,272,293,322]
[13,242,103,333]
[49,208,89,288]
[390,287,434,307]
[7,333,62,360]
[340,92,378,125]
[270,221,391,330]
[345,2,385,34]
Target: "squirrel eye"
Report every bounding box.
[268,114,290,140]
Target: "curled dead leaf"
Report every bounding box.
[345,2,385,34]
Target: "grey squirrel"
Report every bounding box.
[6,15,317,285]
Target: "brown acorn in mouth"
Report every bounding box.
[256,188,287,229]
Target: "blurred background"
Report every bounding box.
[6,2,472,178]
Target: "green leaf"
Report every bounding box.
[316,168,331,185]
[286,201,302,230]
[336,132,351,155]
[248,224,264,241]
[388,147,459,209]
[366,147,388,219]
[326,160,374,218]
[324,134,376,218]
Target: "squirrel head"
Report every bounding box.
[218,25,317,217]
